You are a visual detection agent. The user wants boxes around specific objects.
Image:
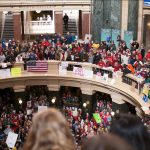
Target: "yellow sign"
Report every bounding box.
[11,68,21,77]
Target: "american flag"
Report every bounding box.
[27,61,48,72]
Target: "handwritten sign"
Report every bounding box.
[6,132,18,148]
[11,68,21,77]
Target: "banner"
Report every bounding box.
[124,31,133,48]
[73,67,84,76]
[0,69,11,78]
[93,113,101,123]
[101,29,111,41]
[11,68,21,77]
[6,132,18,148]
[112,29,121,46]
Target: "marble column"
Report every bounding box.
[128,0,139,40]
[81,11,90,40]
[54,11,63,35]
[92,0,104,42]
[13,12,22,41]
[111,0,122,29]
[121,0,129,38]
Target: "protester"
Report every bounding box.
[81,134,134,150]
[23,108,75,150]
[110,113,150,150]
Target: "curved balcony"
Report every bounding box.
[0,61,149,116]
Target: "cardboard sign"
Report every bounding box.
[38,106,48,112]
[11,68,21,77]
[6,132,18,148]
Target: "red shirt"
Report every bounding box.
[146,52,150,60]
[98,61,105,68]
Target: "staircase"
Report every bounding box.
[63,19,78,36]
[0,12,3,39]
[2,14,14,41]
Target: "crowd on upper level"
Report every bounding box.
[0,33,149,80]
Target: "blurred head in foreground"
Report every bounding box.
[110,113,150,150]
[23,108,75,150]
[81,134,134,150]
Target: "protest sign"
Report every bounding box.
[27,109,32,115]
[0,69,11,78]
[1,63,7,68]
[6,132,18,148]
[102,73,108,83]
[93,113,101,123]
[11,68,21,77]
[38,106,48,112]
[84,34,92,43]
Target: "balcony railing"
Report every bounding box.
[26,20,55,34]
[0,0,92,5]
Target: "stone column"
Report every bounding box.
[13,12,22,41]
[121,0,129,38]
[92,0,104,42]
[137,0,143,44]
[111,0,122,29]
[81,11,90,40]
[128,0,139,40]
[54,11,63,35]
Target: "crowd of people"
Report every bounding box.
[0,33,150,149]
[0,33,149,81]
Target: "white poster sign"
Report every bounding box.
[38,106,48,112]
[84,34,92,43]
[6,132,18,148]
[96,72,101,80]
[102,73,108,83]
[27,101,32,108]
[1,63,7,68]
[0,69,11,78]
[27,109,32,115]
[83,69,93,79]
[73,67,84,76]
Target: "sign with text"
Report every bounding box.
[38,106,48,112]
[6,132,18,148]
[11,68,21,77]
[0,69,11,78]
[73,67,93,78]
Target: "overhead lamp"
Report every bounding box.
[111,111,115,116]
[3,11,8,14]
[51,97,56,104]
[147,22,150,27]
[36,10,41,13]
[18,98,22,104]
[83,102,87,108]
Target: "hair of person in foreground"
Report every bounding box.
[81,133,134,150]
[23,108,75,150]
[110,113,150,150]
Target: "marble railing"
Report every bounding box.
[0,60,149,116]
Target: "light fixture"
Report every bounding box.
[51,97,56,104]
[36,10,41,13]
[83,102,87,108]
[111,111,115,116]
[3,11,8,14]
[18,98,22,104]
[147,22,150,27]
